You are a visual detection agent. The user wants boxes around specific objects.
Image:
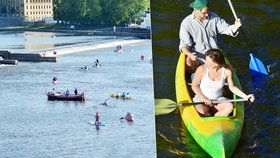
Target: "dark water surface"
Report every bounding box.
[151,0,280,157]
[0,39,156,157]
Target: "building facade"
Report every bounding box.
[0,0,53,22]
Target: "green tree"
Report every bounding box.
[80,0,101,26]
[53,0,148,27]
[99,0,148,26]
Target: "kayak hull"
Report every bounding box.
[175,53,244,158]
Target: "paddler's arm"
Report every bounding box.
[216,16,241,37]
[191,65,212,105]
[181,47,197,60]
[179,21,197,60]
[226,69,255,102]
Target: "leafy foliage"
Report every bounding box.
[53,0,149,27]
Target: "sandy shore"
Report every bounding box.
[37,39,149,57]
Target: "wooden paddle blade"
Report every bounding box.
[249,53,268,77]
[155,99,177,115]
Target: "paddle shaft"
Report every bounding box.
[227,0,250,51]
[228,0,268,76]
[181,98,248,106]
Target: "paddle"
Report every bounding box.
[227,0,268,78]
[155,98,248,115]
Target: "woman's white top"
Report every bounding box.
[200,67,226,100]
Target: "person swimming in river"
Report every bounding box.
[140,55,145,61]
[101,98,110,106]
[81,66,88,70]
[52,77,58,84]
[115,45,123,52]
[94,59,100,68]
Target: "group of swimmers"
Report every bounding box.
[81,59,101,70]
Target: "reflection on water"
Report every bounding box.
[23,32,55,50]
[152,0,280,157]
[25,43,54,50]
[0,31,115,53]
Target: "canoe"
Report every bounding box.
[47,92,85,101]
[175,53,244,158]
[110,94,131,100]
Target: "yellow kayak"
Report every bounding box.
[175,53,244,158]
[110,94,132,100]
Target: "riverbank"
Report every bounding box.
[0,26,151,39]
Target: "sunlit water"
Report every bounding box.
[0,33,156,157]
[152,0,280,157]
[0,31,130,53]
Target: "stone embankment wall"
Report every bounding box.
[0,50,56,62]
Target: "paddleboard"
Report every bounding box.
[89,121,107,126]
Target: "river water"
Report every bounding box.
[151,0,280,157]
[0,32,156,157]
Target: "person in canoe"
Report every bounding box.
[116,92,121,98]
[121,112,134,122]
[179,0,242,75]
[192,49,255,116]
[125,112,134,122]
[65,89,70,96]
[52,88,55,94]
[74,88,78,95]
[121,92,129,98]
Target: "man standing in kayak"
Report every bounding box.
[179,0,242,74]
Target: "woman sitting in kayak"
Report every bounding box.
[191,49,255,116]
[124,112,134,122]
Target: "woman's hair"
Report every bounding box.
[205,49,235,71]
